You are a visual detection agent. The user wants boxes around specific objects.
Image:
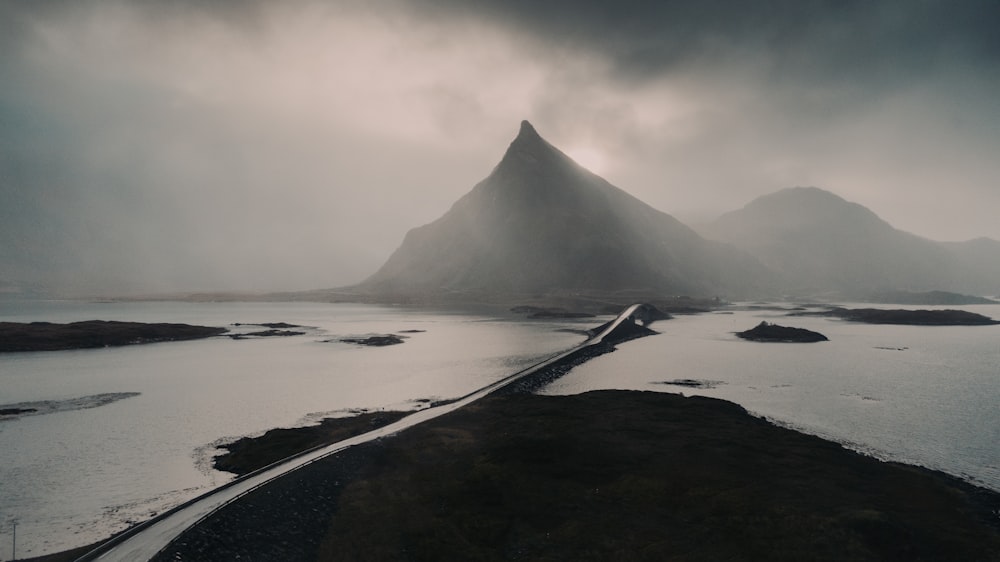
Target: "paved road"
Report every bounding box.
[78,304,644,561]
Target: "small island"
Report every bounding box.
[230,329,306,339]
[736,321,828,342]
[795,308,1000,326]
[0,320,228,352]
[339,334,406,347]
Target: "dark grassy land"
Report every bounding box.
[155,390,1000,561]
[736,321,829,342]
[317,391,1000,561]
[215,411,411,476]
[0,320,228,352]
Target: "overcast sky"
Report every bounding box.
[2,0,999,295]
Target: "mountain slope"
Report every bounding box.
[705,187,997,297]
[354,121,770,300]
[939,237,1000,297]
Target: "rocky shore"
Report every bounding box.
[145,390,1000,561]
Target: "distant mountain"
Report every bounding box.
[704,187,999,298]
[939,237,1000,298]
[351,121,771,302]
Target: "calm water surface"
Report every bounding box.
[542,304,1000,494]
[0,300,592,557]
[2,300,998,557]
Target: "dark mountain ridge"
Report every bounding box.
[352,121,770,302]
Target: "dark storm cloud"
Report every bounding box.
[2,0,999,296]
[412,0,1000,241]
[413,0,1000,85]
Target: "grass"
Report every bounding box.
[316,391,1000,561]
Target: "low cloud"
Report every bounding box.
[2,0,998,295]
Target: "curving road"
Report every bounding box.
[77,304,645,562]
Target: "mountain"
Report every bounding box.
[705,187,999,298]
[939,237,1000,298]
[352,121,770,301]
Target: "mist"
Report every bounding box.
[2,0,998,296]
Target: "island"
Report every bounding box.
[736,321,829,342]
[794,308,1000,326]
[229,329,306,339]
[866,290,999,305]
[0,320,228,352]
[338,334,406,346]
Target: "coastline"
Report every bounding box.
[28,388,1000,561]
[153,390,1000,560]
[15,302,1000,560]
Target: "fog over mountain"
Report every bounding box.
[705,187,1000,298]
[2,1,999,296]
[355,121,770,300]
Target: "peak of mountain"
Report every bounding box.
[505,120,549,158]
[353,122,771,301]
[706,187,998,298]
[720,187,891,233]
[517,119,540,140]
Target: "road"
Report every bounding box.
[77,304,644,561]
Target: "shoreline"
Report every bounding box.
[214,411,411,476]
[28,388,1000,561]
[20,304,1000,560]
[154,390,1000,560]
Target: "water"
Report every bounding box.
[541,304,1000,493]
[0,300,593,558]
[2,300,999,558]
